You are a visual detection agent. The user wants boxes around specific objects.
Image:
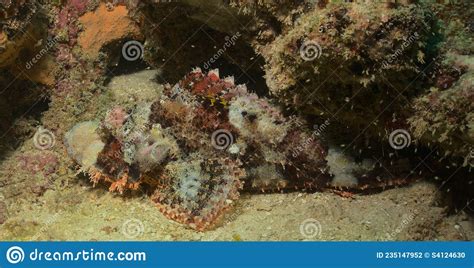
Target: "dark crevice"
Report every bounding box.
[0,74,50,160]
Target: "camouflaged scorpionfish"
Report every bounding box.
[65,68,414,231]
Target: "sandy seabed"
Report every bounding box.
[0,179,472,241]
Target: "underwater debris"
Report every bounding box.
[65,68,421,230]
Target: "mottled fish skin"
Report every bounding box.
[65,68,415,230]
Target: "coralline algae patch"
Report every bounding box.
[64,68,417,231]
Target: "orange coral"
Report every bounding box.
[78,3,141,58]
